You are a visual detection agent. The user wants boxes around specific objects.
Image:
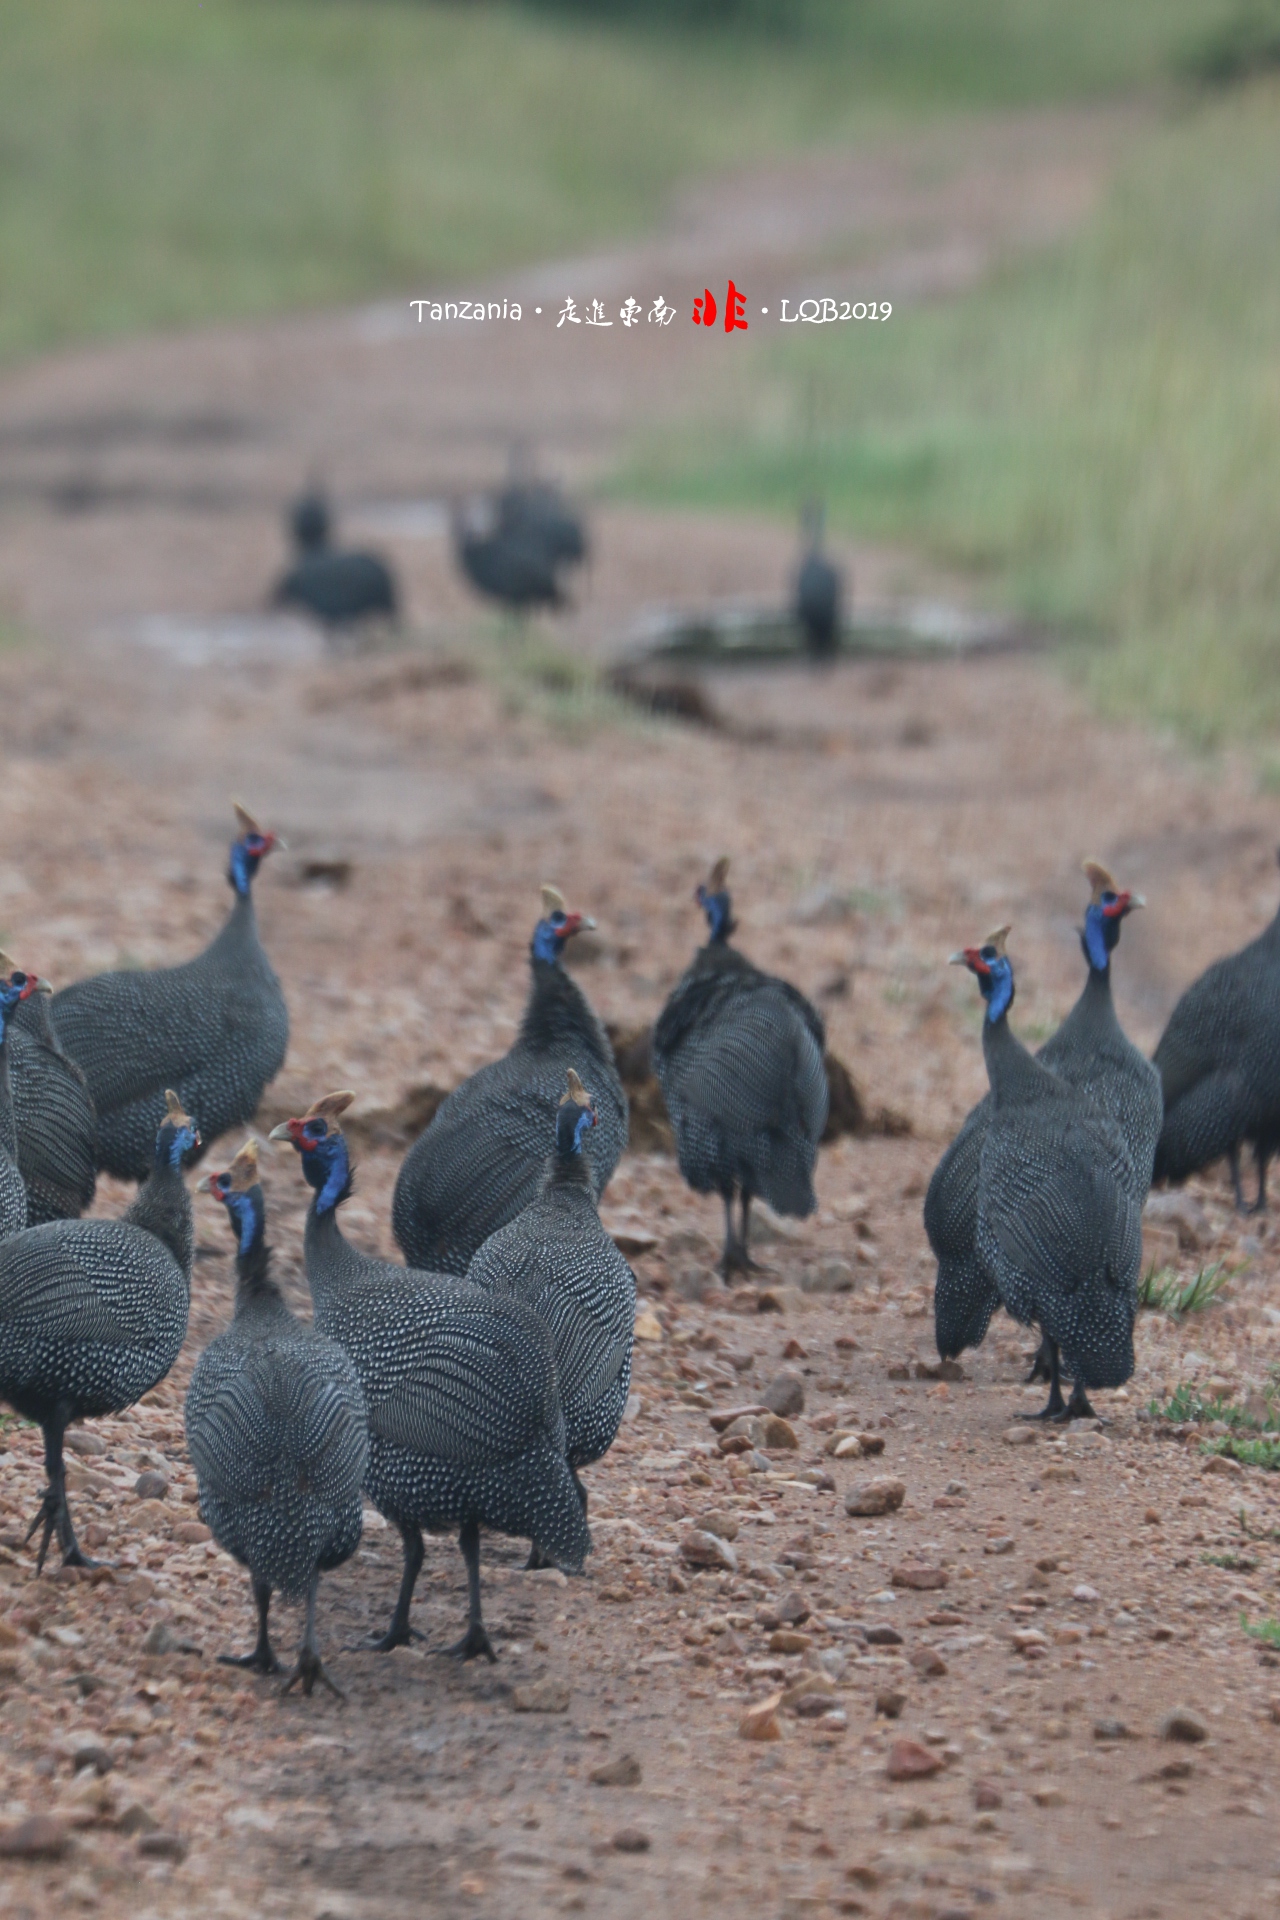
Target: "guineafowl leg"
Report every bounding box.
[720,1189,751,1277]
[25,1409,105,1574]
[1060,1376,1097,1422]
[1229,1145,1247,1214]
[447,1517,496,1663]
[1016,1339,1067,1421]
[219,1576,283,1674]
[1025,1336,1053,1384]
[525,1540,553,1570]
[281,1573,344,1701]
[1249,1144,1270,1215]
[355,1520,425,1651]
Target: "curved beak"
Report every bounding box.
[35,978,53,996]
[948,950,969,966]
[267,1121,294,1142]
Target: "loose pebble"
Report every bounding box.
[845,1476,906,1517]
[1159,1707,1209,1744]
[886,1739,943,1781]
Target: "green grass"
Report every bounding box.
[1150,1380,1278,1428]
[1242,1613,1280,1645]
[623,78,1280,743]
[1205,1434,1280,1468]
[1137,1263,1230,1314]
[1203,1549,1258,1569]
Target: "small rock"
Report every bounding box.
[611,1827,651,1854]
[590,1754,642,1787]
[633,1309,663,1343]
[781,1673,838,1711]
[709,1403,770,1433]
[826,1432,862,1459]
[1202,1454,1243,1478]
[64,1430,106,1458]
[1143,1190,1210,1249]
[886,1739,943,1781]
[71,1741,113,1775]
[115,1804,159,1837]
[1093,1718,1130,1740]
[875,1688,906,1719]
[739,1692,784,1742]
[140,1621,200,1656]
[1001,1427,1038,1447]
[909,1647,947,1679]
[138,1832,187,1862]
[511,1682,570,1714]
[801,1257,856,1295]
[845,1476,906,1518]
[1040,1463,1078,1483]
[1072,1584,1100,1603]
[974,1779,1002,1810]
[133,1470,168,1501]
[696,1511,739,1542]
[759,1414,799,1451]
[1033,1785,1066,1808]
[890,1564,948,1591]
[859,1432,886,1455]
[984,1537,1015,1557]
[1159,1706,1208,1744]
[764,1370,806,1417]
[174,1521,211,1545]
[769,1630,812,1654]
[776,1589,812,1627]
[1012,1629,1049,1654]
[863,1625,904,1647]
[0,1814,70,1859]
[680,1529,739,1573]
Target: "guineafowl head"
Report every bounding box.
[270,1091,354,1215]
[1080,859,1143,973]
[200,1138,264,1257]
[155,1089,201,1168]
[0,954,50,1040]
[695,857,735,945]
[556,1068,598,1157]
[531,884,596,965]
[229,802,283,898]
[950,924,1014,1022]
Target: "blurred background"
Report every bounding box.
[2,0,1280,741]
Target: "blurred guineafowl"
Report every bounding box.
[467,1069,635,1560]
[393,885,627,1275]
[273,486,398,630]
[953,927,1141,1420]
[10,960,97,1225]
[185,1140,367,1696]
[453,498,566,613]
[793,501,843,662]
[929,861,1160,1364]
[0,1092,197,1570]
[0,963,56,1240]
[272,1092,590,1662]
[653,858,828,1275]
[1154,852,1280,1211]
[50,804,288,1181]
[497,468,587,570]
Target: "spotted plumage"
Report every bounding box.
[9,975,97,1225]
[184,1139,367,1695]
[653,859,827,1274]
[0,1093,197,1569]
[0,965,55,1240]
[393,886,627,1275]
[929,864,1160,1363]
[50,805,288,1181]
[1154,857,1280,1212]
[274,1093,590,1663]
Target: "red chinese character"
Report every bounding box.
[692,288,717,327]
[725,280,748,333]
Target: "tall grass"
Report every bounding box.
[623,81,1280,742]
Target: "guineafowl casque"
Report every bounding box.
[929,861,1160,1366]
[0,962,56,1240]
[0,1091,197,1570]
[185,1139,367,1696]
[392,885,627,1275]
[49,804,288,1182]
[9,962,98,1225]
[272,1092,590,1662]
[953,927,1141,1420]
[1153,852,1280,1211]
[794,501,843,663]
[467,1068,635,1564]
[652,858,828,1275]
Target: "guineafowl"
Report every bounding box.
[273,486,398,630]
[185,1140,367,1696]
[794,501,842,662]
[1154,852,1280,1211]
[393,885,627,1275]
[50,804,288,1181]
[9,962,97,1226]
[453,498,566,614]
[929,861,1159,1365]
[272,1093,590,1662]
[497,475,587,570]
[467,1068,635,1562]
[954,927,1141,1420]
[653,859,828,1275]
[0,1091,197,1570]
[0,963,55,1240]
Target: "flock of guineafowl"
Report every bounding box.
[0,787,1275,1692]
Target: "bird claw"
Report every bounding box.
[24,1492,60,1575]
[347,1623,424,1653]
[444,1623,497,1664]
[281,1651,344,1702]
[62,1546,112,1571]
[217,1648,284,1676]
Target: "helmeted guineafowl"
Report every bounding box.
[273,487,398,630]
[50,804,288,1181]
[496,474,587,570]
[1153,852,1280,1211]
[954,927,1142,1421]
[929,861,1160,1364]
[0,1091,197,1570]
[652,858,828,1275]
[9,959,97,1225]
[0,962,55,1240]
[272,1092,590,1663]
[467,1068,635,1563]
[392,885,627,1275]
[453,498,567,614]
[794,501,843,663]
[185,1139,367,1696]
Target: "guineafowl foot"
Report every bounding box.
[23,1491,60,1575]
[1024,1337,1053,1384]
[349,1621,425,1653]
[61,1544,111,1571]
[720,1242,757,1278]
[445,1620,496,1664]
[1054,1380,1098,1423]
[218,1647,284,1676]
[525,1542,553,1571]
[281,1650,344,1701]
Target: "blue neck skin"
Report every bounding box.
[300,1128,351,1217]
[229,836,264,899]
[531,915,567,965]
[156,1121,197,1169]
[224,1187,265,1259]
[0,981,27,1047]
[1082,902,1119,975]
[981,958,1014,1024]
[698,889,732,945]
[556,1103,594,1157]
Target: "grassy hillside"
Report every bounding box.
[0,0,1236,361]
